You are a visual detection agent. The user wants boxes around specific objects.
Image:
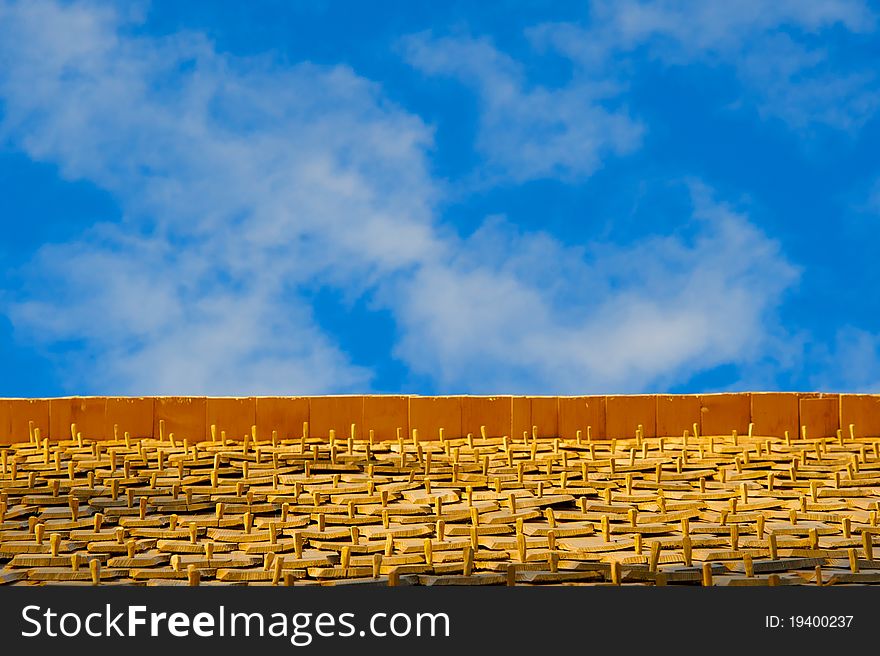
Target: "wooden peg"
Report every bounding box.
[506,563,516,587]
[849,548,859,573]
[186,564,202,587]
[649,541,661,573]
[808,527,819,551]
[367,553,381,579]
[469,524,479,550]
[701,562,713,586]
[516,531,527,563]
[863,531,874,561]
[743,553,754,578]
[90,558,101,585]
[544,507,556,529]
[611,560,622,586]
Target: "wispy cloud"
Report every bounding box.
[401,32,644,183]
[0,0,435,394]
[809,327,880,392]
[0,0,801,395]
[390,182,800,393]
[530,0,879,132]
[866,178,880,214]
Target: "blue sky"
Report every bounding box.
[1,0,880,397]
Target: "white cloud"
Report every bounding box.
[866,178,880,214]
[810,327,880,392]
[0,0,435,394]
[0,0,800,395]
[390,183,799,393]
[579,0,873,51]
[401,32,644,183]
[530,0,879,131]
